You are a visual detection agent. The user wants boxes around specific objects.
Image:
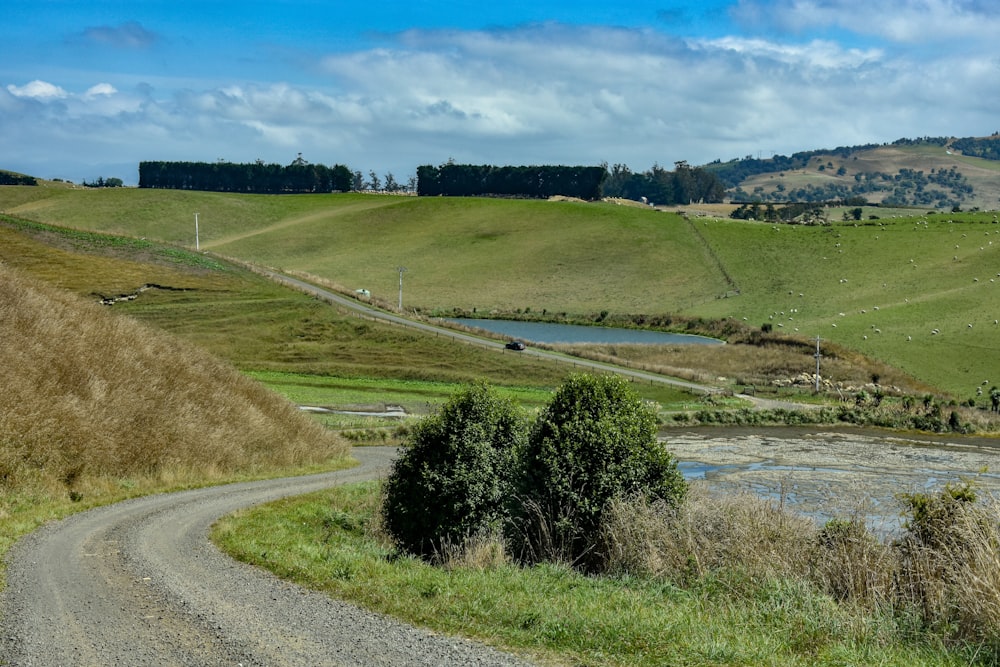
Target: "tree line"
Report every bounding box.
[416,161,726,204]
[138,157,353,193]
[416,163,607,200]
[600,160,725,205]
[0,171,37,186]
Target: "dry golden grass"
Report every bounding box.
[600,484,1000,649]
[599,486,818,583]
[0,261,348,499]
[555,338,935,395]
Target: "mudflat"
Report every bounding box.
[664,426,1000,532]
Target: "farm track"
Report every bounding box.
[263,268,746,398]
[0,447,533,666]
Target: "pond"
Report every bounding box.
[446,318,724,345]
[665,426,1000,535]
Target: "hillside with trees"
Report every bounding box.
[707,136,1000,210]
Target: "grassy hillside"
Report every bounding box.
[0,259,350,505]
[3,185,1000,398]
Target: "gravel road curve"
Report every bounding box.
[0,447,533,666]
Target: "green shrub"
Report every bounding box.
[381,382,527,560]
[514,374,687,569]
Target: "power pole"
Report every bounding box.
[397,266,407,311]
[814,336,822,392]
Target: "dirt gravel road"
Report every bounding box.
[0,447,532,667]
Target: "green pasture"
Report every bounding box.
[695,214,1000,398]
[3,185,1000,396]
[0,214,701,415]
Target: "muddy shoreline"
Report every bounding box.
[661,425,1000,533]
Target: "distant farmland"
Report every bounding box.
[2,184,999,398]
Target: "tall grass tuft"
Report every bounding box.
[598,485,817,584]
[0,262,348,498]
[600,480,1000,656]
[894,486,1000,649]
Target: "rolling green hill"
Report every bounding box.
[2,184,1000,399]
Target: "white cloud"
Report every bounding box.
[733,0,1000,44]
[85,83,117,97]
[4,15,1000,184]
[7,80,68,99]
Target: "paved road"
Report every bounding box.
[0,447,532,666]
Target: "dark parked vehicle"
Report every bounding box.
[505,340,526,351]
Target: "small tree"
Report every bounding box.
[514,374,687,569]
[381,382,527,560]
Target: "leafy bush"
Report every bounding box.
[514,374,687,568]
[381,382,527,560]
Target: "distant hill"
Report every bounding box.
[704,136,1000,210]
[0,169,38,186]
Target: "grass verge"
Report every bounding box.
[213,482,981,667]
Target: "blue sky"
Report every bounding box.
[3,1,1000,185]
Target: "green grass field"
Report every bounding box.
[3,185,1000,397]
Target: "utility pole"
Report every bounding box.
[397,266,407,311]
[814,336,822,392]
[194,213,200,250]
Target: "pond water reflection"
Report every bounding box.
[666,426,1000,535]
[447,318,723,345]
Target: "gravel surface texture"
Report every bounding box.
[0,447,533,666]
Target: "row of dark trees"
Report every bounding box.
[82,176,124,188]
[0,172,37,186]
[415,161,727,204]
[951,136,1000,161]
[138,158,353,193]
[416,163,607,200]
[600,161,725,205]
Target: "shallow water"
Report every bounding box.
[446,318,723,345]
[666,426,1000,534]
